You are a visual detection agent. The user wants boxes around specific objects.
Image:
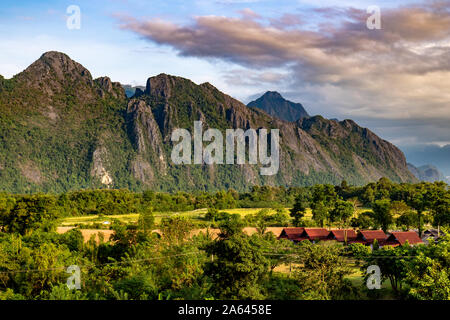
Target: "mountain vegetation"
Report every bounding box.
[0,52,416,193]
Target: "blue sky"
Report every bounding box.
[0,0,420,87]
[1,0,449,171]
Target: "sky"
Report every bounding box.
[0,0,449,173]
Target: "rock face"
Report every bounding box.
[408,163,445,182]
[90,146,113,186]
[247,91,309,122]
[0,51,417,193]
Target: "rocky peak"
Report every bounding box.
[96,76,113,92]
[145,73,176,98]
[16,51,94,93]
[247,91,309,122]
[262,91,283,99]
[95,76,126,99]
[22,51,92,82]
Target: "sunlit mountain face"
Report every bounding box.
[0,0,449,178]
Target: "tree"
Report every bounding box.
[137,206,154,236]
[405,235,450,300]
[205,233,269,299]
[205,208,219,221]
[431,192,450,232]
[2,195,58,235]
[160,216,194,245]
[390,201,410,217]
[330,200,354,244]
[290,192,309,227]
[361,245,411,295]
[351,212,375,230]
[405,183,431,237]
[293,242,356,299]
[396,211,417,231]
[254,209,271,235]
[312,201,329,228]
[371,199,393,233]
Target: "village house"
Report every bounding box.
[350,230,387,248]
[327,229,357,242]
[297,228,330,243]
[278,227,305,243]
[421,229,446,243]
[384,231,424,247]
[277,228,429,248]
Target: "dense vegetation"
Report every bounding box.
[0,179,448,300]
[0,52,416,194]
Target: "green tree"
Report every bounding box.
[294,242,355,299]
[362,244,411,294]
[137,206,155,235]
[330,200,354,244]
[2,195,58,235]
[205,233,269,299]
[160,216,194,245]
[405,235,450,300]
[312,201,329,228]
[290,192,309,227]
[371,199,393,233]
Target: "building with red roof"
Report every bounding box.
[278,228,305,242]
[351,230,387,246]
[384,231,424,246]
[298,228,330,243]
[327,229,357,242]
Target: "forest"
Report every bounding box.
[0,178,448,300]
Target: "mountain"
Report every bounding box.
[407,163,445,182]
[122,84,146,98]
[402,144,450,177]
[247,91,309,122]
[0,51,416,193]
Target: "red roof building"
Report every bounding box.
[351,230,387,246]
[278,228,305,242]
[298,228,330,242]
[384,231,424,246]
[327,229,357,242]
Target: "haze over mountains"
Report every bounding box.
[407,164,446,183]
[402,144,450,178]
[0,51,416,193]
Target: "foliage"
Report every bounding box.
[293,242,356,300]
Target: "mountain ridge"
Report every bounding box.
[0,51,416,193]
[247,91,309,122]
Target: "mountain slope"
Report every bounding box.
[0,52,416,193]
[407,163,445,182]
[0,51,137,193]
[247,91,309,121]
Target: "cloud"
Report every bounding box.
[117,1,450,148]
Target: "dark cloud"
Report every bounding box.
[117,1,450,149]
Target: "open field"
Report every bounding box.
[59,207,292,227]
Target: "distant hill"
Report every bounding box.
[402,144,450,176]
[122,84,146,98]
[407,163,446,182]
[247,91,309,122]
[0,51,416,193]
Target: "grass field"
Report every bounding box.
[59,207,292,227]
[59,207,373,228]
